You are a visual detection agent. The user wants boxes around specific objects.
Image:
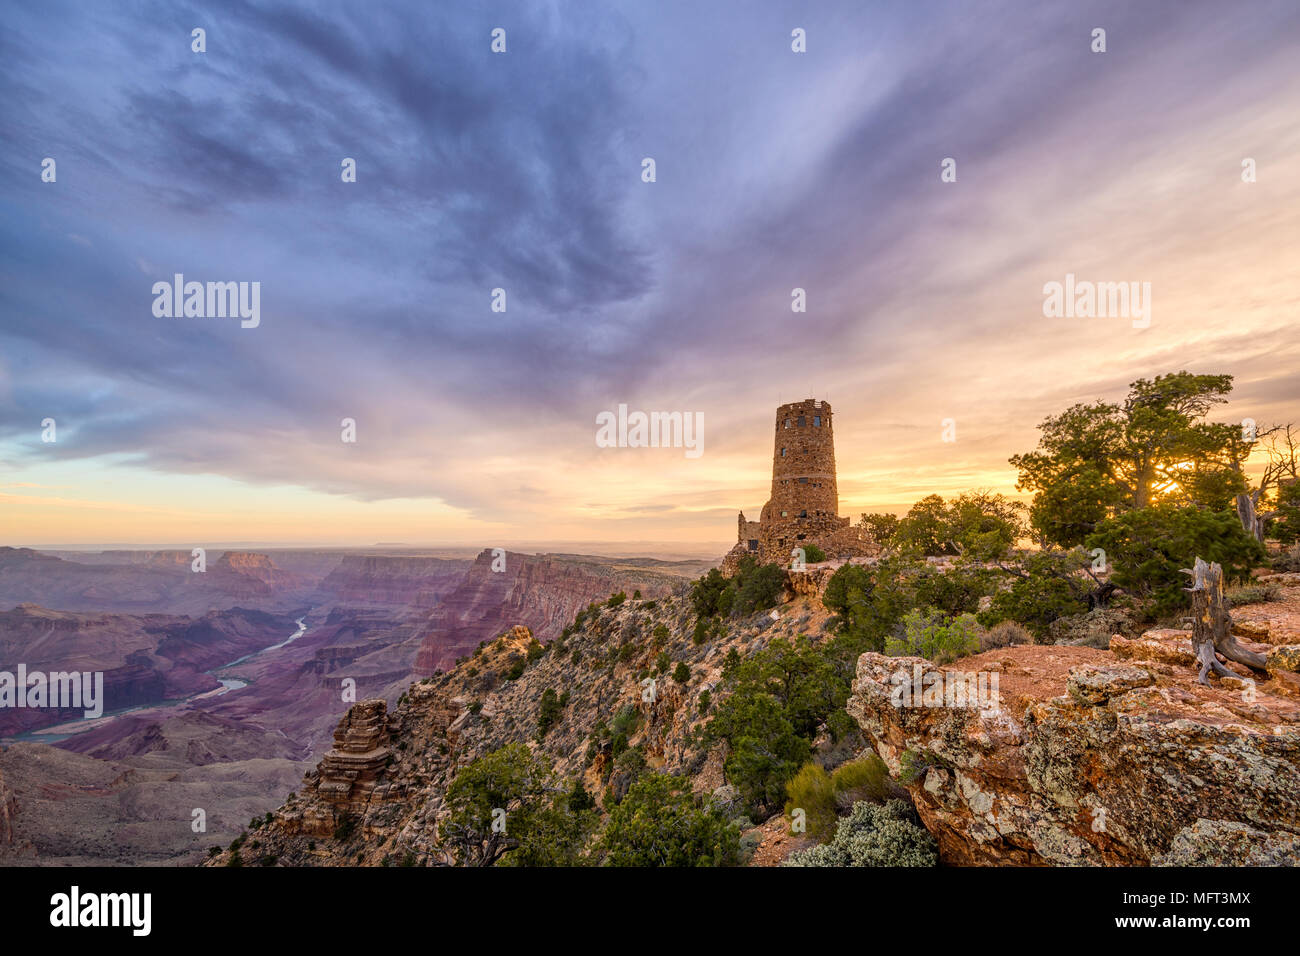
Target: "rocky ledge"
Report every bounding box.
[848,637,1300,865]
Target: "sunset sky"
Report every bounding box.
[2,0,1298,551]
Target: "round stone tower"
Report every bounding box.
[759,398,839,527]
[722,396,873,574]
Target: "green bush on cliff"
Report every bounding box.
[783,763,838,840]
[733,559,784,615]
[800,543,827,563]
[536,687,564,739]
[704,691,809,818]
[441,744,591,866]
[705,636,853,817]
[782,799,937,867]
[598,772,741,867]
[884,608,981,665]
[1084,505,1265,616]
[784,756,897,841]
[691,557,783,620]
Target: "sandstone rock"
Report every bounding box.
[1066,664,1155,705]
[1257,572,1300,586]
[1267,645,1300,675]
[848,646,1300,865]
[1154,819,1300,866]
[1234,619,1272,640]
[1111,630,1196,667]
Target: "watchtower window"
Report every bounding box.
[797,416,806,426]
[813,416,821,427]
[799,477,808,484]
[784,419,791,428]
[748,539,759,551]
[799,510,808,518]
[780,447,787,456]
[781,510,788,517]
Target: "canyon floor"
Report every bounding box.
[0,545,702,864]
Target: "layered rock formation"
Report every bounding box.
[0,604,303,736]
[848,636,1300,865]
[411,549,685,673]
[317,555,472,608]
[0,547,315,614]
[206,582,832,866]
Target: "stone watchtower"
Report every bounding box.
[727,398,871,572]
[760,399,839,530]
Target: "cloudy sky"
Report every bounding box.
[2,0,1297,551]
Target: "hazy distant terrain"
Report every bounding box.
[0,545,709,864]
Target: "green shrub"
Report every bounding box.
[1085,505,1265,616]
[831,755,896,806]
[607,591,627,608]
[782,799,937,867]
[705,691,810,817]
[783,763,837,839]
[885,609,981,664]
[979,549,1091,638]
[692,618,709,645]
[801,544,826,563]
[1271,483,1300,546]
[691,569,731,618]
[672,661,690,684]
[537,687,564,739]
[980,619,1032,651]
[1226,584,1281,607]
[598,773,741,866]
[734,561,784,616]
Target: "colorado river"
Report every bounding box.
[4,616,309,743]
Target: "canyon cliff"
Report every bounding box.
[216,569,1300,867]
[411,549,688,673]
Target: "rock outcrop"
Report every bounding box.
[411,550,684,674]
[206,586,832,866]
[317,556,471,608]
[848,640,1300,865]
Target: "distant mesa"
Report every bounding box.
[722,398,877,574]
